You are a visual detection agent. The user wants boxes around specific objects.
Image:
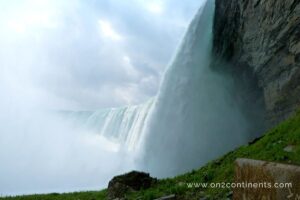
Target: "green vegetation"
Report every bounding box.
[0,191,107,200]
[2,111,300,200]
[125,110,300,199]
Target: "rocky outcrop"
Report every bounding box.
[213,0,300,126]
[107,171,157,199]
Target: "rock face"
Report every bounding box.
[234,158,300,200]
[213,0,300,126]
[107,171,157,200]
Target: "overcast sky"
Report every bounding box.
[0,0,210,195]
[0,0,203,110]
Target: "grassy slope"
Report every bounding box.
[2,111,300,200]
[0,191,107,200]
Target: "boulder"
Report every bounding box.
[107,171,157,199]
[284,145,296,152]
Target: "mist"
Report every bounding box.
[139,0,265,177]
[0,108,134,195]
[0,0,265,196]
[0,0,204,196]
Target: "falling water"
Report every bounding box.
[138,0,258,177]
[62,0,262,183]
[63,99,153,151]
[0,0,267,196]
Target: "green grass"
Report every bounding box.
[2,111,300,200]
[0,191,107,200]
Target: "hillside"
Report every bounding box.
[2,110,300,200]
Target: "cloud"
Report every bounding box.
[98,19,123,41]
[0,0,205,195]
[146,1,164,14]
[0,0,204,110]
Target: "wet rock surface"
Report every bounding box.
[213,0,300,126]
[107,171,157,200]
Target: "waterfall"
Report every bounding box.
[63,99,153,151]
[63,0,260,178]
[0,0,268,195]
[138,0,254,177]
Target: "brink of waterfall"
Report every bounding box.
[63,0,263,183]
[138,0,261,177]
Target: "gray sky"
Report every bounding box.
[0,0,203,111]
[0,0,209,195]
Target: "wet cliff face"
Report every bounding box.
[213,0,300,126]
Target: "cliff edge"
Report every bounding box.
[213,0,300,126]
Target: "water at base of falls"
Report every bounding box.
[62,99,154,151]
